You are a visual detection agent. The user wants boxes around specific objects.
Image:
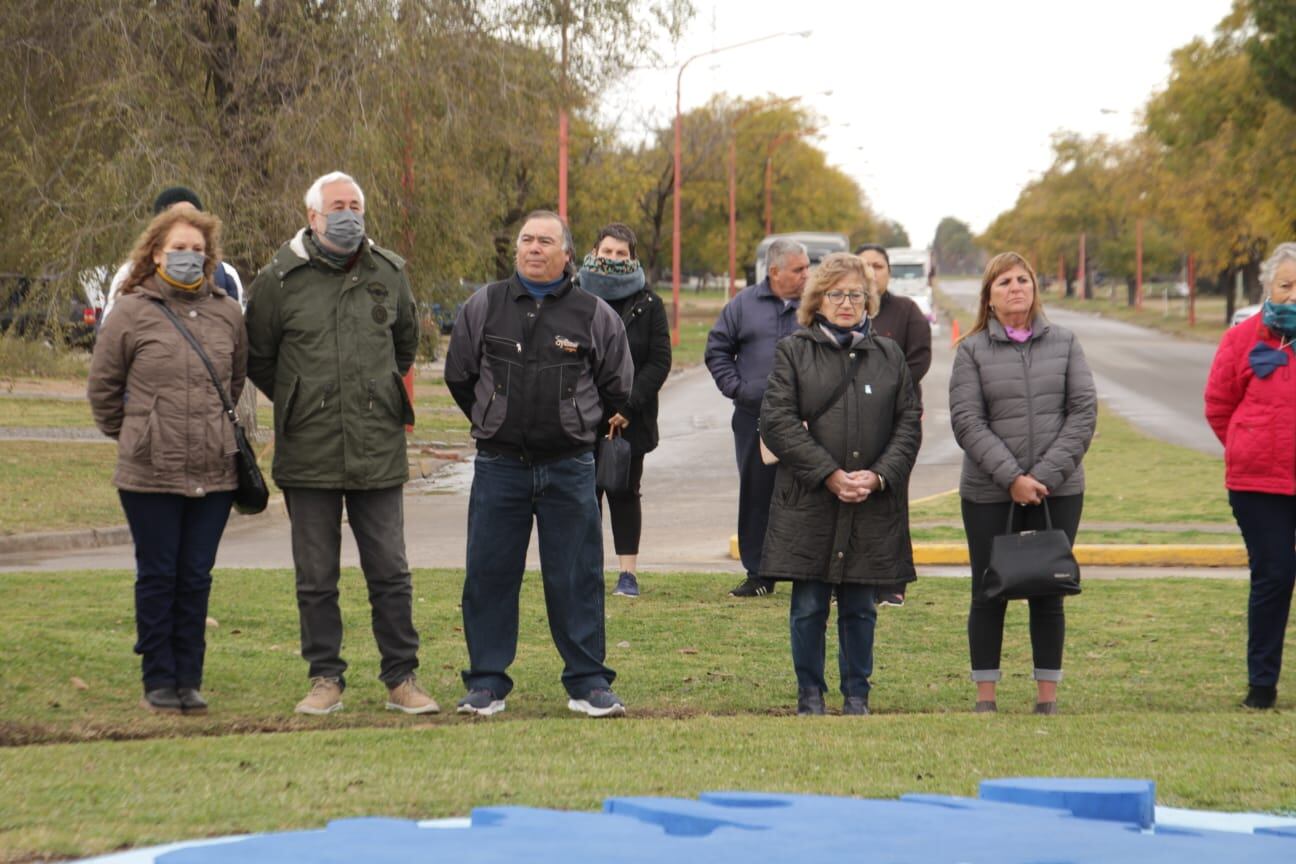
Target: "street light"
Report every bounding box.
[671,30,813,345]
[727,91,832,297]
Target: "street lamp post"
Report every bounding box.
[671,30,812,345]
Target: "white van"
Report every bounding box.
[885,247,936,327]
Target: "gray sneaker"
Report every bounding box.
[568,688,626,718]
[797,687,826,716]
[842,695,870,716]
[612,571,640,597]
[456,688,506,717]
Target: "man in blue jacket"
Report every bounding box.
[705,238,810,597]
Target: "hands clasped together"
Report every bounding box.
[825,469,883,504]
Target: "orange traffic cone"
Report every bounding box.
[950,318,960,347]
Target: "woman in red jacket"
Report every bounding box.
[1205,241,1296,710]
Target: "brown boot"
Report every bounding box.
[294,677,343,715]
[386,677,440,715]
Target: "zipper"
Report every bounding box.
[1020,344,1036,467]
[321,381,334,410]
[485,334,522,353]
[367,379,376,412]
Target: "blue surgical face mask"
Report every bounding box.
[322,209,365,253]
[1262,298,1296,336]
[163,250,205,286]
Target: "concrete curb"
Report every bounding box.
[0,525,132,555]
[728,535,1247,568]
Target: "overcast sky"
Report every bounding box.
[606,0,1235,248]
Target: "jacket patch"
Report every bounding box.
[554,335,580,354]
[366,284,389,302]
[372,306,388,324]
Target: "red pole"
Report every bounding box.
[1187,253,1197,327]
[728,137,738,298]
[1078,233,1087,298]
[763,154,774,236]
[1058,254,1065,291]
[1135,218,1144,309]
[558,109,569,221]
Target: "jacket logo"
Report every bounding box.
[554,336,579,354]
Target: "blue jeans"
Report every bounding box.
[790,581,876,698]
[1229,491,1296,687]
[461,451,613,698]
[119,490,234,691]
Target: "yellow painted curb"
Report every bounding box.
[729,534,740,561]
[913,543,1247,568]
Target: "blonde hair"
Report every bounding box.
[120,208,223,294]
[797,252,878,327]
[962,251,1043,342]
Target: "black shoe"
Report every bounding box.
[842,695,870,716]
[1034,701,1058,715]
[177,688,208,715]
[568,688,626,718]
[729,577,775,597]
[1244,685,1277,710]
[456,688,506,717]
[140,687,182,714]
[796,688,825,716]
[975,700,998,714]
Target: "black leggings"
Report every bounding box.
[596,449,646,556]
[962,494,1083,682]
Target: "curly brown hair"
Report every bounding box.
[797,252,878,327]
[120,207,223,294]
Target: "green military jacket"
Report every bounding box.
[245,229,419,490]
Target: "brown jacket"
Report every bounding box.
[88,276,248,496]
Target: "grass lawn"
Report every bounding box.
[0,441,121,534]
[0,395,95,428]
[658,286,728,368]
[911,406,1231,526]
[0,569,1292,861]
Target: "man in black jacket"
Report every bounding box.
[445,210,633,718]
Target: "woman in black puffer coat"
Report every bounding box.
[759,252,922,717]
[579,223,672,598]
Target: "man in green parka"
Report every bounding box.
[246,171,436,717]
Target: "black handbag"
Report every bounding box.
[982,500,1081,600]
[595,434,633,493]
[153,300,269,515]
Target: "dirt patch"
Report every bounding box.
[0,377,89,400]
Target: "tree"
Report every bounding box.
[931,217,983,276]
[1248,0,1296,112]
[874,221,910,248]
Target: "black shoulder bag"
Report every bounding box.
[982,500,1081,600]
[760,350,865,466]
[153,300,269,515]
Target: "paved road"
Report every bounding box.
[0,280,1226,574]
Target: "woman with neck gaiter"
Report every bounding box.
[1206,241,1296,710]
[758,252,921,716]
[88,207,247,716]
[577,223,672,598]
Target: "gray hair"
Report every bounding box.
[305,171,365,212]
[517,209,575,262]
[767,238,808,271]
[1261,242,1296,293]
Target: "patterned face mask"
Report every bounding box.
[581,253,641,276]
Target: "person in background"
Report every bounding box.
[948,251,1096,715]
[103,187,244,320]
[759,252,921,716]
[1205,241,1296,710]
[88,206,246,715]
[578,223,672,598]
[857,243,933,608]
[705,238,810,597]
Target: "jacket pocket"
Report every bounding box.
[276,376,301,438]
[391,371,415,426]
[484,335,520,398]
[557,363,588,437]
[118,401,155,464]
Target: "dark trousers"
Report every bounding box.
[962,495,1083,681]
[119,490,234,691]
[283,486,419,688]
[1229,491,1296,688]
[462,451,614,699]
[596,448,646,557]
[732,409,778,578]
[790,581,877,698]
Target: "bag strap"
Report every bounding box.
[1005,498,1054,533]
[804,350,866,426]
[151,299,239,424]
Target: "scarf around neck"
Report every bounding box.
[578,254,645,301]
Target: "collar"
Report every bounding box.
[988,314,1048,343]
[756,278,800,307]
[137,274,217,303]
[507,272,573,302]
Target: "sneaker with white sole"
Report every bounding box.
[456,688,506,716]
[568,688,626,718]
[386,677,440,714]
[295,676,343,715]
[612,571,640,597]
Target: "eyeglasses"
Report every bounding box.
[824,290,866,306]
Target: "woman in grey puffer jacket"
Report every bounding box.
[949,252,1096,715]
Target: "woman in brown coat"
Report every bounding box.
[88,206,247,715]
